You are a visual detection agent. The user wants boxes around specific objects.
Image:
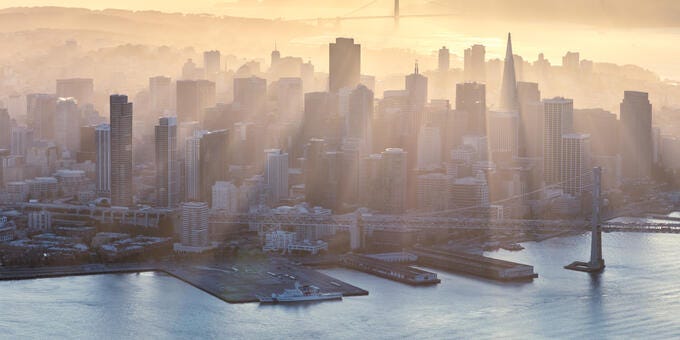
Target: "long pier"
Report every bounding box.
[340,254,440,285]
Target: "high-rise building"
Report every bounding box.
[10,126,33,156]
[347,85,374,154]
[76,125,96,163]
[56,78,93,107]
[562,133,591,195]
[543,97,574,184]
[517,82,542,157]
[95,124,111,197]
[456,82,486,136]
[464,44,486,83]
[620,91,652,180]
[176,80,216,123]
[149,76,172,114]
[109,95,133,207]
[180,202,209,248]
[233,76,267,117]
[0,108,10,150]
[438,46,450,72]
[264,149,289,203]
[212,181,239,212]
[199,130,229,204]
[203,50,221,81]
[304,138,328,207]
[276,77,303,122]
[381,148,408,214]
[451,175,489,208]
[417,125,442,169]
[487,110,519,161]
[498,34,519,112]
[562,52,580,73]
[329,38,361,93]
[55,98,80,155]
[26,93,57,140]
[155,117,179,208]
[303,92,331,141]
[405,63,428,134]
[184,131,204,202]
[416,173,452,211]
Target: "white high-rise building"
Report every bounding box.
[543,97,574,184]
[184,132,205,202]
[55,98,80,157]
[562,133,591,196]
[212,181,239,212]
[95,124,111,197]
[417,125,442,169]
[264,149,289,203]
[180,202,209,247]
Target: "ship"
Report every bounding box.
[257,282,343,303]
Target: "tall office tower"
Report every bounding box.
[381,148,408,214]
[56,78,94,107]
[517,82,542,157]
[620,91,652,180]
[181,58,198,80]
[574,109,619,157]
[109,95,133,207]
[416,173,452,211]
[184,133,203,202]
[487,110,519,161]
[54,98,80,155]
[498,34,519,112]
[405,63,428,133]
[176,80,216,123]
[303,92,331,141]
[464,44,486,83]
[276,77,303,122]
[95,124,111,197]
[200,130,229,204]
[347,85,374,154]
[340,138,362,204]
[271,46,281,69]
[329,38,361,93]
[264,149,289,203]
[149,76,172,114]
[304,138,327,207]
[562,133,591,195]
[455,82,487,136]
[10,126,33,156]
[417,125,442,169]
[233,76,267,118]
[178,121,200,158]
[77,125,96,163]
[0,108,10,150]
[155,117,179,208]
[438,46,450,72]
[26,93,57,140]
[180,202,209,248]
[203,50,221,81]
[562,51,580,73]
[543,97,574,184]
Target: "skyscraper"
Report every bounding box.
[55,98,80,155]
[233,76,267,118]
[0,108,10,150]
[56,78,94,107]
[176,80,216,123]
[464,44,486,83]
[109,95,133,207]
[95,124,111,198]
[155,117,179,208]
[417,124,442,169]
[487,110,519,161]
[347,84,374,154]
[438,46,450,72]
[498,34,519,112]
[620,91,652,180]
[456,82,486,136]
[562,133,591,195]
[276,77,303,122]
[10,126,33,156]
[199,130,229,204]
[405,63,428,134]
[329,38,361,93]
[543,97,574,184]
[517,82,542,157]
[264,149,289,204]
[381,148,408,214]
[203,50,221,81]
[184,131,204,202]
[149,76,172,114]
[26,93,57,140]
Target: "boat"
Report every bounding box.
[257,282,343,303]
[501,243,525,251]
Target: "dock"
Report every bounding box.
[411,247,538,281]
[340,254,440,285]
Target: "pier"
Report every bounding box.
[340,253,440,285]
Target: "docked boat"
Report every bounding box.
[257,282,343,303]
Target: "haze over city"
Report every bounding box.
[1,1,680,338]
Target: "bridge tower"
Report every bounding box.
[394,0,400,26]
[565,167,606,273]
